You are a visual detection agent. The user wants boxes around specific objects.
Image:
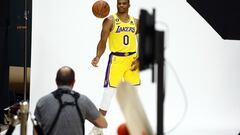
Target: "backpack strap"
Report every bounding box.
[73,92,85,135]
[47,89,85,135]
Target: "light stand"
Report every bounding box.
[21,0,29,133]
[4,102,30,135]
[19,101,28,135]
[155,31,165,135]
[139,9,165,135]
[4,102,44,135]
[23,0,28,101]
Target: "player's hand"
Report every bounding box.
[130,57,139,71]
[91,56,100,67]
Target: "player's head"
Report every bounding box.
[56,66,75,87]
[117,0,130,13]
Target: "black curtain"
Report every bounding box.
[0,0,10,124]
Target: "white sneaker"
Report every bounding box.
[88,126,103,135]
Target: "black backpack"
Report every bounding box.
[47,88,85,135]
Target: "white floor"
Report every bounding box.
[1,71,240,135]
[2,87,240,135]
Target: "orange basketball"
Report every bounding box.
[117,123,129,135]
[92,0,110,18]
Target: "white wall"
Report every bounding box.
[23,0,240,134]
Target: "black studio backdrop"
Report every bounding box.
[0,0,32,124]
[187,0,240,40]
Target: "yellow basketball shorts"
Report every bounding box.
[103,52,140,88]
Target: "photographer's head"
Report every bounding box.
[56,66,75,88]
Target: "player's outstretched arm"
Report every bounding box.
[91,16,113,67]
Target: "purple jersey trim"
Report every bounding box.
[103,53,114,88]
[103,52,136,88]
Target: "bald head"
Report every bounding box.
[56,66,75,86]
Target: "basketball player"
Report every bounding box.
[89,0,140,134]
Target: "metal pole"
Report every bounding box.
[20,101,28,135]
[21,0,29,134]
[156,31,165,135]
[23,0,28,101]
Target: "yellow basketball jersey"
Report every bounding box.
[109,14,137,52]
